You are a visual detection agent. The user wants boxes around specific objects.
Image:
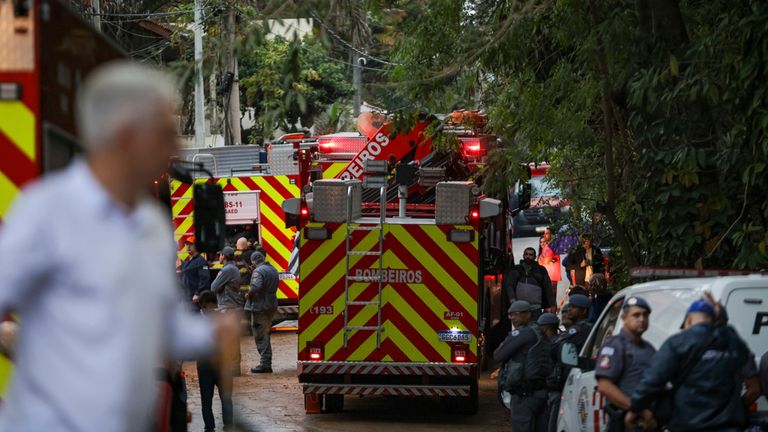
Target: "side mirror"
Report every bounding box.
[519,182,532,211]
[193,183,226,254]
[479,198,502,218]
[560,342,579,367]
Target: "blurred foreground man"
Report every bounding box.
[0,62,235,432]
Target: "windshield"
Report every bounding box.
[616,288,702,348]
[530,176,560,198]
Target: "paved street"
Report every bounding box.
[184,235,564,432]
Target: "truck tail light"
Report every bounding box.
[451,344,468,363]
[307,341,324,361]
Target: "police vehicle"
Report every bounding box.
[556,274,768,432]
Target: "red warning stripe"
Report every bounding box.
[0,131,37,188]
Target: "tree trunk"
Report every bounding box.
[588,0,640,269]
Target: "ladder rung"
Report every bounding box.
[346,300,380,306]
[346,276,383,282]
[349,251,382,256]
[346,326,382,331]
[349,225,382,231]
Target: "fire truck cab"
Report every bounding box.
[287,112,530,414]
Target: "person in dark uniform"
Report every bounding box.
[179,235,210,304]
[494,301,547,432]
[595,296,656,432]
[537,313,561,432]
[561,294,592,351]
[626,299,752,431]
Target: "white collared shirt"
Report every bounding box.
[0,160,213,432]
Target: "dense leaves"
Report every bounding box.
[239,37,354,141]
[388,0,768,276]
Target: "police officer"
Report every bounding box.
[561,294,592,351]
[626,299,752,431]
[537,313,561,432]
[494,300,547,432]
[595,297,656,432]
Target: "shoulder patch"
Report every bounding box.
[511,330,520,337]
[599,355,611,369]
[568,327,577,335]
[600,346,615,356]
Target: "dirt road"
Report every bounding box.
[184,331,510,432]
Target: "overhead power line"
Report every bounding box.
[309,10,401,67]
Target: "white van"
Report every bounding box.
[556,275,768,432]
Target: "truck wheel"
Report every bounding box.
[458,383,479,415]
[323,394,344,413]
[441,383,479,415]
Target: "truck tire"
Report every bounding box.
[440,383,478,415]
[323,394,344,413]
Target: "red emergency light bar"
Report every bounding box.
[317,135,368,155]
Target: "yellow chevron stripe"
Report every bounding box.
[387,225,475,307]
[322,162,348,179]
[172,197,192,216]
[386,253,477,325]
[422,225,478,281]
[299,223,346,276]
[260,228,290,269]
[383,253,477,357]
[283,278,299,296]
[300,228,380,310]
[0,101,36,160]
[175,213,194,238]
[0,171,20,219]
[386,290,449,360]
[271,175,301,197]
[323,300,379,360]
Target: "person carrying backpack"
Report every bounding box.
[505,248,556,317]
[494,300,554,432]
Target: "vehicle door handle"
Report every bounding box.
[744,298,763,305]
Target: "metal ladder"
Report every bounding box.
[342,185,387,349]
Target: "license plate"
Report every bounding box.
[438,330,472,342]
[279,272,296,280]
[535,226,546,233]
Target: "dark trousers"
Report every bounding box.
[251,310,275,368]
[544,390,561,432]
[197,363,233,431]
[510,391,547,432]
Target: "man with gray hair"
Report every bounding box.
[0,61,236,431]
[247,249,279,373]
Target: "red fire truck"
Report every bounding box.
[0,0,125,399]
[285,111,530,414]
[168,139,310,318]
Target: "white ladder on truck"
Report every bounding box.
[343,185,386,349]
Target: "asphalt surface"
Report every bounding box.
[184,236,568,432]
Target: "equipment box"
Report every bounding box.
[313,179,362,222]
[435,181,474,224]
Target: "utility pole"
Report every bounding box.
[224,5,241,145]
[352,53,362,117]
[194,0,206,148]
[91,0,101,32]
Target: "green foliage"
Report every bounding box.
[239,36,354,142]
[388,0,768,278]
